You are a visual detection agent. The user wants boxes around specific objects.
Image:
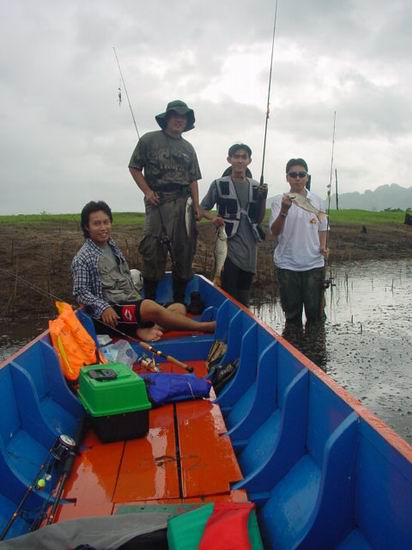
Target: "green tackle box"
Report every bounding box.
[78,363,151,443]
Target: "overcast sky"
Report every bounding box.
[1,0,411,214]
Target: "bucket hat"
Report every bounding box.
[155,100,195,132]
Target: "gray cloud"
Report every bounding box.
[1,0,411,214]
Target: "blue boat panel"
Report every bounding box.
[0,494,32,540]
[237,410,282,473]
[336,530,372,549]
[259,455,321,550]
[237,369,309,494]
[227,342,279,442]
[10,341,83,438]
[306,374,354,466]
[215,318,257,408]
[354,421,412,549]
[256,378,358,549]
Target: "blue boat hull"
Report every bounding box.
[0,274,411,548]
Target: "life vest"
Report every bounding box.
[215,177,262,241]
[49,301,100,381]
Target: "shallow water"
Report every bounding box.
[0,260,411,444]
[252,258,412,444]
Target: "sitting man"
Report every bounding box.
[71,201,215,341]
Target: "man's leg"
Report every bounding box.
[140,299,215,333]
[170,195,197,303]
[139,204,168,299]
[302,268,325,324]
[276,268,304,327]
[221,257,240,300]
[236,269,254,307]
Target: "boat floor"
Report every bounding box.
[55,359,247,523]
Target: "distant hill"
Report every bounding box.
[330,183,412,211]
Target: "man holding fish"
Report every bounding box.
[128,100,201,305]
[269,158,328,328]
[200,143,267,307]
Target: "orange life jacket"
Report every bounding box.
[49,301,99,381]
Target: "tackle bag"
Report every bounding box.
[141,373,212,406]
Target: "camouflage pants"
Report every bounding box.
[139,192,197,282]
[276,267,325,325]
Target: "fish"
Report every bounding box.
[185,196,193,237]
[286,193,326,222]
[213,225,227,286]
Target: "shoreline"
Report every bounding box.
[0,221,410,317]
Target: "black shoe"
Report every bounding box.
[187,291,205,315]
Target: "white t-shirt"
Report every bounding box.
[269,190,328,271]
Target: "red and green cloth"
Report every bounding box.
[167,502,264,550]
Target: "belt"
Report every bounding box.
[152,183,189,193]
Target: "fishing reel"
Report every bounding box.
[323,276,335,290]
[50,434,77,462]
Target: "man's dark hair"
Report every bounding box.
[80,201,113,238]
[286,158,308,173]
[228,143,252,158]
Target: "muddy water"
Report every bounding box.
[252,258,412,444]
[0,259,411,444]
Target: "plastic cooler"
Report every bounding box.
[78,363,152,443]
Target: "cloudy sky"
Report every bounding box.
[1,0,411,214]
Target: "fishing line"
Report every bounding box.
[113,46,140,139]
[260,0,279,186]
[0,266,191,371]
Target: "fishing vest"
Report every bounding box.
[215,177,262,241]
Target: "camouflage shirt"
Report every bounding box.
[129,130,202,190]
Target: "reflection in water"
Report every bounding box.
[282,322,327,369]
[251,259,412,443]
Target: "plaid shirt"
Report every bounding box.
[71,238,127,318]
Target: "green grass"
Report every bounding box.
[261,208,407,225]
[0,212,146,225]
[0,209,407,226]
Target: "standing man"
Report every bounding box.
[200,144,268,307]
[129,100,201,303]
[269,158,328,329]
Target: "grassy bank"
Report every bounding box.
[0,209,408,226]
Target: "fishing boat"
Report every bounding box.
[0,273,411,549]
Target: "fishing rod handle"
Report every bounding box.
[138,341,193,372]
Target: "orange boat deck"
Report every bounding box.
[54,360,247,523]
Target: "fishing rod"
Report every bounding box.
[260,0,279,187]
[0,266,193,373]
[113,47,179,271]
[323,111,337,290]
[326,110,336,248]
[113,46,140,139]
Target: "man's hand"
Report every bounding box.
[145,189,160,205]
[280,194,293,213]
[257,183,268,200]
[101,307,119,328]
[194,205,202,221]
[212,216,225,228]
[320,247,329,258]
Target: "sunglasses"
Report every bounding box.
[288,171,307,179]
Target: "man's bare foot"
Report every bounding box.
[199,321,216,333]
[136,326,163,341]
